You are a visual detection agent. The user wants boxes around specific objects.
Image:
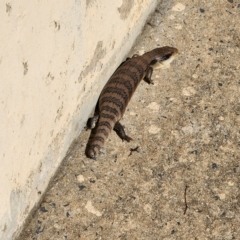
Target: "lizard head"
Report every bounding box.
[150,46,178,69]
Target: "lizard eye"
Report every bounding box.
[152,53,173,64]
[161,53,173,61]
[150,50,176,66]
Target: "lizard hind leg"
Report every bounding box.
[85,115,99,130]
[85,100,100,130]
[113,121,133,142]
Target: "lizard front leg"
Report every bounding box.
[113,122,133,142]
[144,66,154,84]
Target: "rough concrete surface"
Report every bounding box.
[18,1,240,239]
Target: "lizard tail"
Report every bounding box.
[85,113,116,159]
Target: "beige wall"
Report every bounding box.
[0,0,158,238]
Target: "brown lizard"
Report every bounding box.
[85,46,178,159]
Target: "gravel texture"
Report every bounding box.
[18,1,240,239]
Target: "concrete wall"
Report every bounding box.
[0,0,158,239]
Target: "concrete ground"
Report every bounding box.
[18,1,240,239]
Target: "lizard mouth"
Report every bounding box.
[160,53,174,61]
[150,50,178,69]
[150,50,178,66]
[159,48,178,62]
[150,53,174,66]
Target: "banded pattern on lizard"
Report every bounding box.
[85,46,178,159]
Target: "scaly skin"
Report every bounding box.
[85,46,178,159]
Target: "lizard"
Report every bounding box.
[85,46,178,159]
